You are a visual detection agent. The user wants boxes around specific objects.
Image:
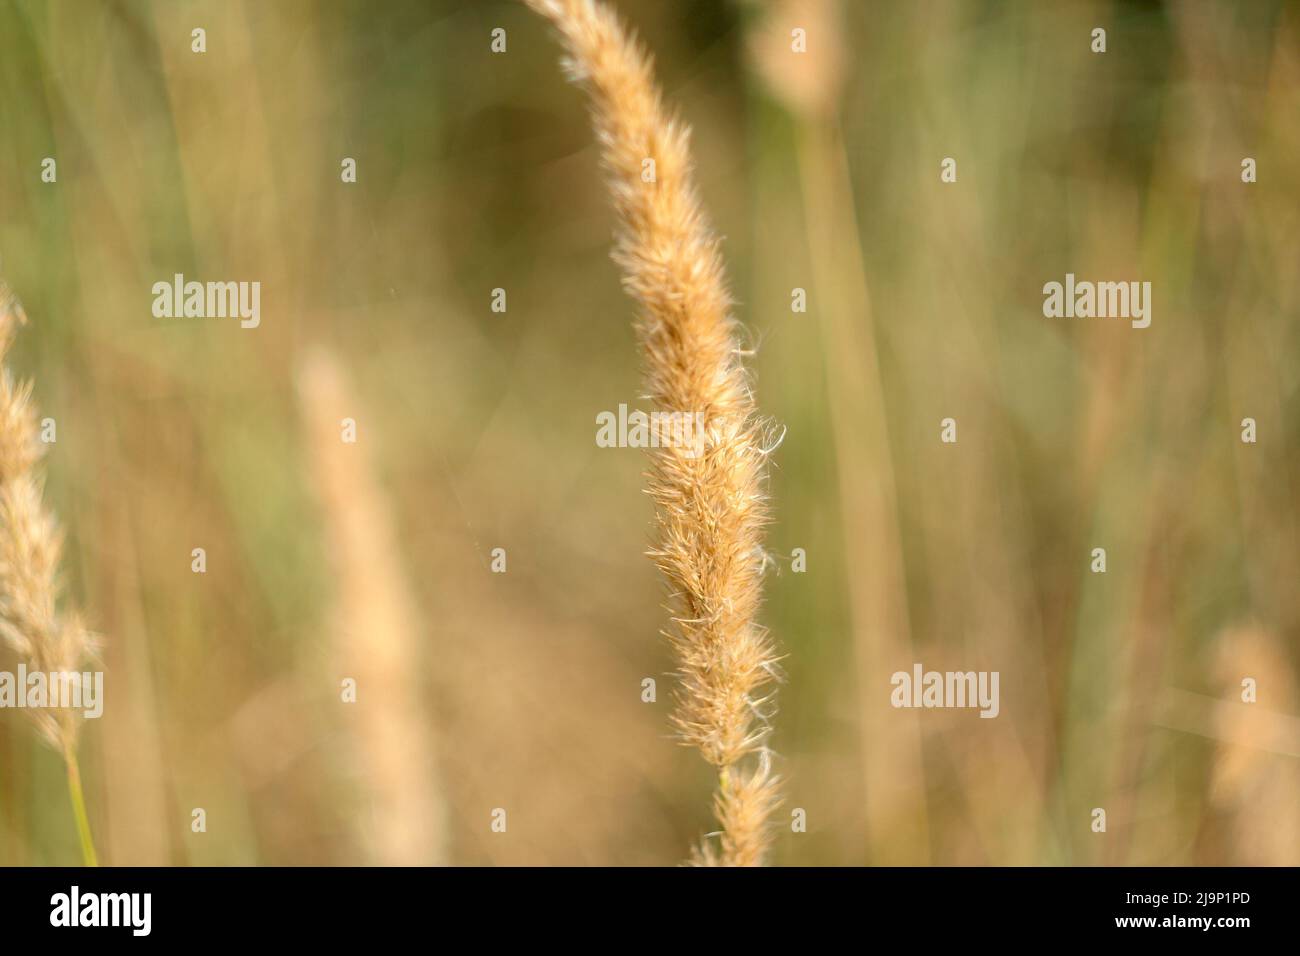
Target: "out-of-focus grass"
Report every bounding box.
[0,0,1295,865]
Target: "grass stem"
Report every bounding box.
[64,749,98,867]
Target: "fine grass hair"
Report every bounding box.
[525,0,782,865]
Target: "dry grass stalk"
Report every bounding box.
[750,2,932,862]
[525,0,781,865]
[0,279,99,865]
[1209,627,1300,864]
[297,346,449,866]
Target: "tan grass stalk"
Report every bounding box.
[0,280,99,865]
[297,346,449,866]
[1208,627,1300,864]
[525,0,781,865]
[749,2,932,863]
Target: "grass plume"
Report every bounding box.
[0,279,99,865]
[525,0,781,865]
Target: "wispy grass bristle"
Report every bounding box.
[525,0,782,866]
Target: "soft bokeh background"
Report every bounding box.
[0,0,1297,865]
